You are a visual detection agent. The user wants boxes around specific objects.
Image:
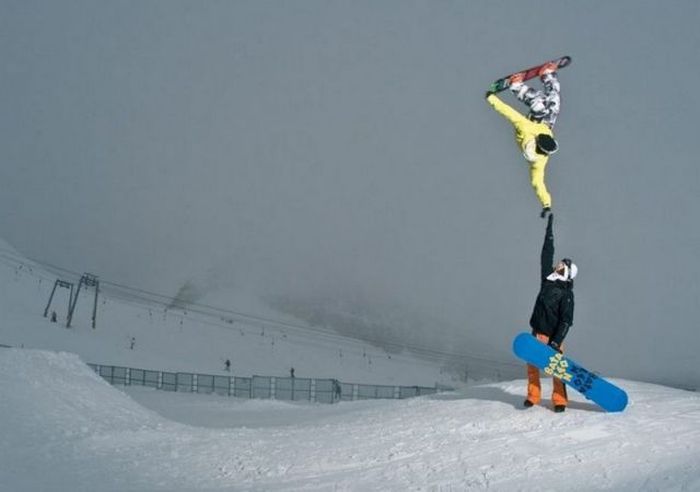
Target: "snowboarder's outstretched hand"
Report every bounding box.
[540,207,552,219]
[485,90,495,99]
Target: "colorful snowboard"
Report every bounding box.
[489,56,572,94]
[512,332,628,412]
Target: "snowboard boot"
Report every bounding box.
[523,399,535,408]
[554,405,566,413]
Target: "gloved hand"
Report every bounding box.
[549,340,562,353]
[485,90,495,99]
[540,207,552,219]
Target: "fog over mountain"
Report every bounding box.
[2,1,698,388]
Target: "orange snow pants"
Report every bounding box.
[527,332,568,406]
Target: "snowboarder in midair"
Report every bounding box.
[525,213,577,412]
[486,62,561,218]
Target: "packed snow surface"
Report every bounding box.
[2,349,699,491]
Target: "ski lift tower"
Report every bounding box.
[66,273,100,329]
[43,279,74,320]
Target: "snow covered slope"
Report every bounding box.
[0,243,470,386]
[2,348,699,491]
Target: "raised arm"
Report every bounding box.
[486,93,528,126]
[540,213,555,283]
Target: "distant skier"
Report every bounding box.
[332,379,342,402]
[524,213,577,412]
[486,62,561,218]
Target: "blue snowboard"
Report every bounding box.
[513,333,628,412]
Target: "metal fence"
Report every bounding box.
[87,363,445,404]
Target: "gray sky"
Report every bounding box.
[2,0,699,387]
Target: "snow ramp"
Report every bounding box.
[2,348,700,491]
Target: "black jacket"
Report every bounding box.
[529,216,574,346]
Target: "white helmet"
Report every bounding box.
[563,258,578,281]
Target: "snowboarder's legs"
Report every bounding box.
[552,372,568,407]
[510,73,561,128]
[526,333,568,407]
[526,362,543,404]
[527,367,568,407]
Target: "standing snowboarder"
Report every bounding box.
[486,62,561,218]
[525,213,577,412]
